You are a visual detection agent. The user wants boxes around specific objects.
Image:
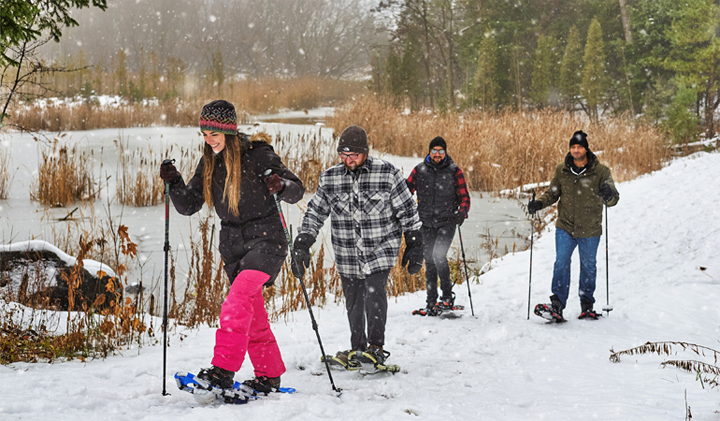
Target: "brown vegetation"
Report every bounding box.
[9,77,365,132]
[30,138,99,206]
[331,96,669,192]
[0,146,11,199]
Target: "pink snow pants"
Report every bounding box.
[211,269,285,377]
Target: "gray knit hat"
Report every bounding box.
[337,125,369,154]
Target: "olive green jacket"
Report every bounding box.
[538,151,619,238]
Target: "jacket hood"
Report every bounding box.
[424,153,455,169]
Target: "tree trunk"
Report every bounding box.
[619,0,633,44]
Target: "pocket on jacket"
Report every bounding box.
[330,192,350,215]
[363,191,390,215]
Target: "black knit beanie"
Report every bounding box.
[569,130,589,150]
[337,125,369,154]
[429,136,447,151]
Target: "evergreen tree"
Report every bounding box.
[474,35,500,111]
[400,32,422,111]
[114,49,128,97]
[665,0,720,136]
[560,25,583,112]
[581,18,609,123]
[530,34,559,109]
[663,80,700,144]
[385,50,404,107]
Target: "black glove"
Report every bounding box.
[159,160,179,183]
[599,183,616,202]
[265,173,285,195]
[528,200,543,215]
[291,233,315,278]
[401,230,423,275]
[453,212,466,226]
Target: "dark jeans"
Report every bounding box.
[421,224,456,307]
[551,228,601,308]
[340,269,390,351]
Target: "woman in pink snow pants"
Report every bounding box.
[160,100,304,392]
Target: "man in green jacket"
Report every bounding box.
[528,131,619,321]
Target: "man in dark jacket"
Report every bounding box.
[529,130,619,321]
[406,136,471,315]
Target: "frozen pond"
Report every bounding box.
[0,122,531,296]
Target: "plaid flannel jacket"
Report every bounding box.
[300,156,422,279]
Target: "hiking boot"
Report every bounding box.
[351,345,390,367]
[436,292,456,311]
[549,294,564,319]
[242,375,281,394]
[325,349,362,369]
[196,366,235,390]
[578,301,599,319]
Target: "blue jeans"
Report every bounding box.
[551,228,600,309]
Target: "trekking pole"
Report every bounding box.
[161,158,174,396]
[457,226,475,317]
[527,191,536,320]
[265,171,341,394]
[602,202,613,316]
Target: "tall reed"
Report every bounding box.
[10,77,365,132]
[0,145,11,199]
[331,96,669,191]
[115,140,202,207]
[30,140,99,206]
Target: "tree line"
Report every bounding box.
[369,0,720,143]
[4,0,720,143]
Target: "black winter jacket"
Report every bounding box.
[409,155,460,228]
[168,137,304,284]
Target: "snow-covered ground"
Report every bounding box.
[0,129,718,419]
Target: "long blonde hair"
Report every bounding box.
[202,134,243,216]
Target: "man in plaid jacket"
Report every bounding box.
[291,125,423,369]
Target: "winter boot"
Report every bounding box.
[436,292,456,311]
[550,294,564,319]
[578,301,600,320]
[351,345,390,369]
[241,375,281,395]
[196,365,235,390]
[323,349,362,370]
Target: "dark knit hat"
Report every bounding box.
[199,100,238,135]
[337,125,369,154]
[569,130,589,150]
[429,136,447,151]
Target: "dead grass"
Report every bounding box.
[331,96,669,192]
[115,139,202,207]
[271,131,336,193]
[0,145,11,199]
[30,138,100,206]
[0,206,146,363]
[9,77,365,132]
